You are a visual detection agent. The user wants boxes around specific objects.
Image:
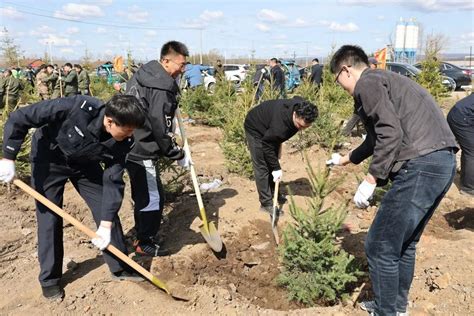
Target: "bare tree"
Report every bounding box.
[0,27,22,67]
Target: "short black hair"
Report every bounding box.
[294,98,318,123]
[4,69,12,76]
[104,95,146,128]
[160,41,189,60]
[312,58,319,63]
[270,58,278,63]
[64,62,72,68]
[74,64,82,70]
[330,45,369,74]
[46,64,54,69]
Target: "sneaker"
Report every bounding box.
[41,285,64,301]
[112,270,144,282]
[134,240,170,257]
[361,301,408,316]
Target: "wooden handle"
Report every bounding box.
[273,180,280,208]
[13,179,170,293]
[175,108,210,230]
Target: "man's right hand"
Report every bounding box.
[326,153,342,166]
[272,169,282,182]
[0,159,15,183]
[177,150,193,169]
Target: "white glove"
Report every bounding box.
[0,159,15,183]
[353,180,376,209]
[272,169,282,182]
[326,153,342,166]
[91,225,111,250]
[177,151,192,169]
[261,68,267,74]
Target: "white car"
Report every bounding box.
[180,70,216,92]
[223,64,248,82]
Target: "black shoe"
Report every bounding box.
[41,285,64,301]
[259,205,273,214]
[112,270,144,282]
[134,240,170,257]
[277,194,287,205]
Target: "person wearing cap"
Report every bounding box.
[368,57,380,69]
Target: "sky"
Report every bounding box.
[0,0,473,63]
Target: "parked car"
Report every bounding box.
[223,64,248,82]
[180,69,216,92]
[386,62,456,91]
[413,62,471,90]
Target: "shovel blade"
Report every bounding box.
[199,222,223,252]
[271,206,280,245]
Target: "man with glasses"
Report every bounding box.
[125,41,191,257]
[244,96,318,214]
[327,45,457,316]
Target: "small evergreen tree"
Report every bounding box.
[277,161,362,306]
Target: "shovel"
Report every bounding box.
[12,179,178,297]
[175,108,223,253]
[271,180,281,245]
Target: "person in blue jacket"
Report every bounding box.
[184,63,210,88]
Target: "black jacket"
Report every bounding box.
[125,60,184,162]
[244,97,300,171]
[310,64,323,86]
[349,68,458,180]
[270,65,285,93]
[2,95,135,221]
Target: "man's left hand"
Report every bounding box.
[353,179,376,209]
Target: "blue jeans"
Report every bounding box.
[365,149,456,316]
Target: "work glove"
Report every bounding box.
[326,153,342,166]
[261,68,267,74]
[91,225,112,250]
[272,169,283,182]
[177,151,192,169]
[0,159,15,183]
[353,180,376,209]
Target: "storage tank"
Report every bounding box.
[405,18,419,52]
[395,18,406,51]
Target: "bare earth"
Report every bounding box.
[0,93,473,315]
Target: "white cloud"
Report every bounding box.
[30,25,56,36]
[96,27,107,34]
[272,34,287,40]
[257,9,287,23]
[0,6,24,19]
[287,18,312,28]
[54,3,104,20]
[377,15,385,21]
[38,34,83,47]
[145,30,157,37]
[60,48,74,54]
[256,23,271,33]
[86,0,113,6]
[320,20,359,32]
[460,32,474,45]
[199,10,224,22]
[66,27,80,34]
[181,19,205,29]
[117,5,149,23]
[104,49,114,57]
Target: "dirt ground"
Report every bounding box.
[0,92,473,315]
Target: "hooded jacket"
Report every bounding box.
[125,60,184,161]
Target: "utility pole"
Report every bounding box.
[199,28,203,64]
[470,45,472,69]
[305,42,309,67]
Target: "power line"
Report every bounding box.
[1,4,202,31]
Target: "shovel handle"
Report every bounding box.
[13,179,170,294]
[273,180,280,208]
[175,108,210,231]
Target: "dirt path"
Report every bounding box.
[0,123,473,315]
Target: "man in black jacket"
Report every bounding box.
[125,41,191,256]
[244,96,318,213]
[309,58,323,87]
[269,58,285,98]
[0,95,146,300]
[327,45,457,316]
[447,93,474,196]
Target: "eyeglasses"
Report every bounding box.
[334,65,351,84]
[165,58,186,69]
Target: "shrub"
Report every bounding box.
[416,55,450,101]
[277,160,362,305]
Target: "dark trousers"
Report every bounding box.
[32,162,129,287]
[366,149,455,315]
[245,131,277,207]
[447,107,474,193]
[126,160,165,243]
